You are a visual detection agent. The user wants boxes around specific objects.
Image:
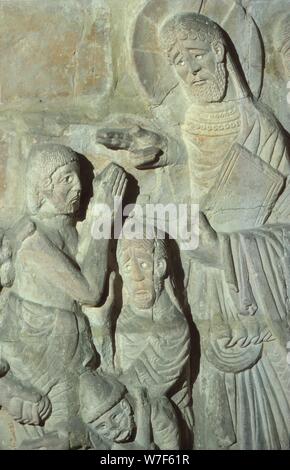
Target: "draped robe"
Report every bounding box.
[114,286,191,449]
[184,97,290,449]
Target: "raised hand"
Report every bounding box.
[93,163,127,213]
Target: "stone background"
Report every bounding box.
[0,0,289,222]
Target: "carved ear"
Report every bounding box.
[155,258,167,279]
[212,41,225,63]
[40,178,54,206]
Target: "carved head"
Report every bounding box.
[80,372,134,444]
[26,144,81,216]
[117,235,168,310]
[90,398,134,443]
[159,13,227,103]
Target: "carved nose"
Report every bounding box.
[131,263,144,281]
[190,61,202,75]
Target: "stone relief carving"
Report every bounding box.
[0,0,289,451]
[114,233,192,450]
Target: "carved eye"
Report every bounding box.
[65,175,73,183]
[176,58,185,66]
[125,264,131,272]
[196,55,203,60]
[140,262,147,268]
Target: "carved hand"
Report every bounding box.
[225,317,274,348]
[96,125,167,169]
[211,314,274,348]
[7,393,51,426]
[92,163,127,215]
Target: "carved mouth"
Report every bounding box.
[115,427,131,443]
[192,79,206,86]
[136,290,149,296]
[134,290,151,302]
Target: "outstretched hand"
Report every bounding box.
[96,125,166,169]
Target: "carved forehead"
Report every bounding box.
[117,236,167,264]
[51,161,80,179]
[120,238,154,253]
[159,12,224,51]
[27,144,79,181]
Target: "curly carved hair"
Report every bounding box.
[159,12,225,62]
[26,144,79,214]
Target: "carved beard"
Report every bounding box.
[190,61,227,103]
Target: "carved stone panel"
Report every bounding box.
[0,0,289,451]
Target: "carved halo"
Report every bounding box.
[130,0,263,105]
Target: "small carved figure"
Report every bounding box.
[84,224,191,450]
[114,227,192,450]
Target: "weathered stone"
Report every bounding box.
[0,0,289,452]
[0,0,112,114]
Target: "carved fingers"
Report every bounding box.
[37,396,52,422]
[96,128,133,151]
[96,125,166,169]
[112,167,127,200]
[225,326,250,348]
[93,163,128,211]
[7,393,51,426]
[224,318,275,349]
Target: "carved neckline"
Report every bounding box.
[182,101,241,137]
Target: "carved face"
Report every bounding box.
[90,398,134,443]
[44,162,81,215]
[119,239,167,310]
[171,38,227,103]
